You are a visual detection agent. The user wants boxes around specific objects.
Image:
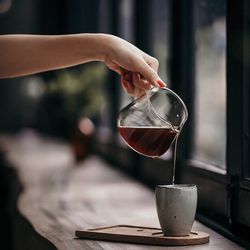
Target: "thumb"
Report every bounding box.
[137,61,166,88]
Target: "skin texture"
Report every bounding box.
[0,33,166,96]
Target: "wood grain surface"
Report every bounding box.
[75,225,210,246]
[0,131,243,249]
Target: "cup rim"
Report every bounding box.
[156,184,196,189]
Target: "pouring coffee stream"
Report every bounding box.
[118,86,188,185]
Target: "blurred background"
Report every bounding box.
[4,0,248,248]
[0,0,226,167]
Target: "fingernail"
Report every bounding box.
[157,80,166,88]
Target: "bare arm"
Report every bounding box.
[0,33,165,94]
[0,34,110,78]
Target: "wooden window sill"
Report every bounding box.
[0,131,243,249]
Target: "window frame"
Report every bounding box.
[227,0,250,237]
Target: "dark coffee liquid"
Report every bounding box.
[172,136,179,185]
[118,126,178,157]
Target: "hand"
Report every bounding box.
[103,35,166,96]
[0,33,166,93]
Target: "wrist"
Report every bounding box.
[81,33,116,62]
[93,34,117,62]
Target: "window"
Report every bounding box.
[119,0,134,110]
[152,0,171,84]
[193,0,226,169]
[96,0,250,245]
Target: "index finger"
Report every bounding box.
[136,60,166,88]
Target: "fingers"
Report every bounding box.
[132,73,149,98]
[144,54,159,72]
[121,72,151,97]
[137,60,166,88]
[132,72,151,90]
[106,49,166,89]
[105,57,122,75]
[121,72,135,95]
[104,36,166,89]
[121,79,145,98]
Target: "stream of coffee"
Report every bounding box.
[171,135,179,185]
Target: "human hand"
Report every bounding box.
[0,33,167,86]
[103,35,166,97]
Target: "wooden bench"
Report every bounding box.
[1,131,243,249]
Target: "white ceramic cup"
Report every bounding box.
[155,184,197,236]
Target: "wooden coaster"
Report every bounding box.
[75,225,210,246]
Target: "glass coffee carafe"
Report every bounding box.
[117,87,188,158]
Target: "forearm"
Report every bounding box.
[0,34,111,78]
